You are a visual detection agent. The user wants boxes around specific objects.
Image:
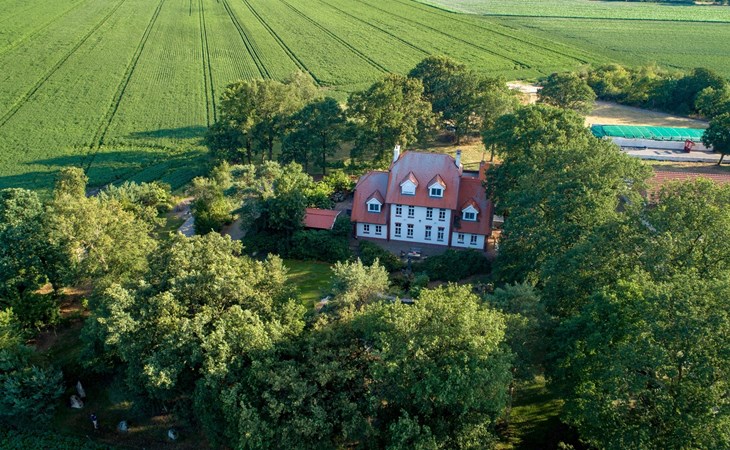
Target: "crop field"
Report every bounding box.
[0,0,727,193]
[419,0,730,76]
[419,0,730,21]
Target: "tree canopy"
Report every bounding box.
[347,74,435,163]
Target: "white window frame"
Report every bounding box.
[437,227,445,242]
[470,234,478,245]
[407,224,414,239]
[438,209,446,221]
[363,224,370,234]
[395,205,402,217]
[457,233,465,243]
[426,207,433,220]
[395,222,402,237]
[425,225,432,240]
[462,211,476,221]
[375,225,382,235]
[368,203,381,213]
[429,187,443,198]
[407,205,415,218]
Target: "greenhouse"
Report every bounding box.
[591,125,706,142]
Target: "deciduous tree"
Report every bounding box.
[348,74,435,163]
[702,112,730,164]
[538,72,596,114]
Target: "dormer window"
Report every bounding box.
[366,196,382,213]
[400,172,418,195]
[428,175,446,198]
[462,204,478,221]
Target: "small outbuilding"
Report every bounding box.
[303,208,341,230]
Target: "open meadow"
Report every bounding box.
[0,0,727,192]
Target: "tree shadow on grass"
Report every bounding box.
[126,126,208,142]
[0,148,208,193]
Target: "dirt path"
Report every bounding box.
[169,197,195,237]
[586,101,708,128]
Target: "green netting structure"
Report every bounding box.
[591,125,706,142]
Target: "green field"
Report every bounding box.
[419,0,730,21]
[0,0,727,192]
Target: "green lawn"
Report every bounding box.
[283,259,334,309]
[498,376,571,450]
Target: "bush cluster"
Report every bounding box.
[357,240,404,272]
[415,249,491,282]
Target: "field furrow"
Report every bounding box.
[324,0,518,74]
[220,0,268,78]
[0,0,89,57]
[199,0,216,125]
[245,0,382,86]
[202,0,262,87]
[0,0,163,190]
[235,0,313,80]
[103,0,208,149]
[276,0,388,73]
[395,0,599,65]
[91,0,166,151]
[0,0,127,120]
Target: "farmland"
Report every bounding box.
[0,0,728,192]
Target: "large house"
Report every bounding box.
[350,147,492,250]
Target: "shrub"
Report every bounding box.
[9,293,59,330]
[415,249,490,282]
[290,230,351,263]
[358,240,403,272]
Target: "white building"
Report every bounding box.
[350,147,493,250]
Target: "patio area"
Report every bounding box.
[354,236,498,260]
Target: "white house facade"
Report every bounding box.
[350,147,493,251]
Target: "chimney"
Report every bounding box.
[455,149,462,168]
[393,145,401,163]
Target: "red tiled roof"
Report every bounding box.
[367,190,384,204]
[454,177,492,236]
[303,208,341,230]
[461,198,480,213]
[351,171,389,225]
[401,171,419,187]
[650,169,730,186]
[386,151,461,209]
[428,174,446,188]
[648,169,730,200]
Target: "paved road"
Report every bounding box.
[622,147,720,163]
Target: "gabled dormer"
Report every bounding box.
[366,190,384,213]
[461,200,479,221]
[400,172,418,195]
[428,175,446,198]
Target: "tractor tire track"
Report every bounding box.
[398,0,593,65]
[276,0,388,73]
[239,0,321,84]
[199,0,216,125]
[0,0,128,130]
[315,0,429,56]
[354,0,530,69]
[84,0,165,171]
[0,0,89,59]
[220,0,269,78]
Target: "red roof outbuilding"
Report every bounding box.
[303,208,341,230]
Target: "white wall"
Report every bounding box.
[356,222,387,239]
[389,204,450,246]
[451,232,485,250]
